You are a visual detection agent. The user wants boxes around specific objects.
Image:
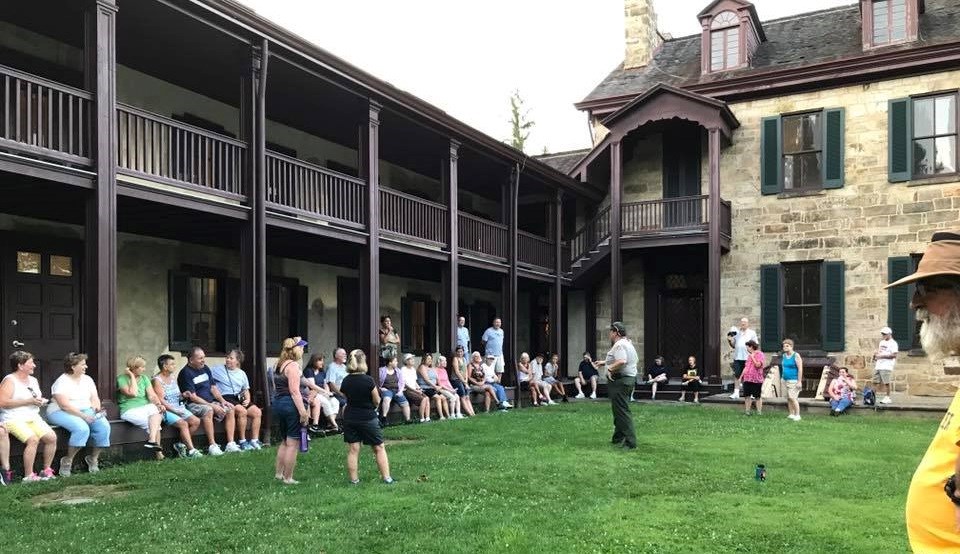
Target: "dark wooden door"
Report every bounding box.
[2,237,81,395]
[468,301,495,355]
[658,290,703,377]
[337,276,361,351]
[663,128,702,227]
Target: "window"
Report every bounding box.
[782,263,822,348]
[266,280,307,354]
[188,276,219,349]
[49,255,72,277]
[889,93,960,182]
[760,262,845,352]
[401,294,437,355]
[872,0,908,45]
[710,11,740,71]
[761,109,845,195]
[16,251,40,274]
[888,254,924,352]
[782,112,823,190]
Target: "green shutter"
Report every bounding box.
[888,98,912,182]
[887,257,914,346]
[295,285,309,343]
[822,261,845,352]
[760,265,781,352]
[823,108,845,188]
[168,270,191,352]
[223,277,240,351]
[760,116,782,195]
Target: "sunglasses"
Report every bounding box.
[915,278,959,297]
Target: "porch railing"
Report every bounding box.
[518,230,555,270]
[265,151,365,228]
[569,205,611,261]
[621,195,708,234]
[117,104,246,198]
[380,187,448,246]
[0,64,92,166]
[459,212,507,261]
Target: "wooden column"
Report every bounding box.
[610,139,623,323]
[441,140,460,356]
[360,101,382,370]
[584,286,596,358]
[550,190,563,373]
[505,166,519,389]
[83,0,118,403]
[706,128,722,383]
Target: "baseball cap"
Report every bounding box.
[880,327,893,336]
[402,353,414,362]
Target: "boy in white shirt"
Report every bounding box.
[874,326,898,404]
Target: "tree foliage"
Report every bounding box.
[507,89,535,153]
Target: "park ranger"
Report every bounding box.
[596,321,639,450]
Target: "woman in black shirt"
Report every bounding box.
[679,356,703,403]
[341,349,394,485]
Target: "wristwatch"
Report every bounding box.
[944,475,960,506]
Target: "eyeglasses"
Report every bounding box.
[26,386,38,399]
[915,278,960,297]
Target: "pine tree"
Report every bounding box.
[507,90,535,153]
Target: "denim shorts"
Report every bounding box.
[381,389,408,405]
[272,396,301,439]
[162,408,194,426]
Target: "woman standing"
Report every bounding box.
[741,341,766,416]
[47,353,112,475]
[450,346,475,417]
[0,351,58,481]
[417,354,448,420]
[379,316,401,363]
[342,349,393,484]
[272,337,310,485]
[780,339,804,421]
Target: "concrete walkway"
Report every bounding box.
[701,393,951,416]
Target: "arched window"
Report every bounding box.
[710,11,740,71]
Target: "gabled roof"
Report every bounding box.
[697,0,766,41]
[580,0,960,106]
[536,149,590,175]
[601,83,738,134]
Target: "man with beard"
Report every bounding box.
[888,232,960,552]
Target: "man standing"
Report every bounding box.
[456,316,471,353]
[874,326,899,404]
[595,322,639,450]
[888,232,960,552]
[481,318,505,374]
[727,318,758,399]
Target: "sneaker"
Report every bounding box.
[0,470,12,486]
[23,473,42,483]
[309,424,325,435]
[589,392,597,399]
[575,393,585,399]
[881,396,892,404]
[239,440,255,451]
[187,448,203,458]
[40,467,56,480]
[350,478,361,485]
[383,477,395,484]
[208,444,224,456]
[730,391,741,399]
[173,442,188,458]
[59,457,72,477]
[424,417,432,423]
[249,439,264,450]
[547,399,557,405]
[143,441,162,452]
[502,401,513,408]
[224,441,242,453]
[84,455,100,473]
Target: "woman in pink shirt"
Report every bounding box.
[741,340,766,415]
[435,356,463,419]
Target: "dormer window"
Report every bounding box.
[710,11,740,71]
[872,0,907,45]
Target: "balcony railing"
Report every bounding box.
[459,212,507,261]
[265,151,365,228]
[621,195,709,234]
[380,187,448,246]
[519,230,555,271]
[117,104,246,198]
[569,205,611,261]
[0,64,92,166]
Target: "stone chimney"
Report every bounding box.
[624,0,662,70]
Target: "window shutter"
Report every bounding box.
[223,277,240,351]
[822,261,846,352]
[887,257,914,346]
[823,108,845,189]
[888,98,912,182]
[168,270,191,352]
[426,298,438,354]
[401,296,411,353]
[760,116,782,195]
[295,285,309,343]
[759,265,781,352]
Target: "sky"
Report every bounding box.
[236,0,855,155]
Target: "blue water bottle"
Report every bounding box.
[299,425,309,453]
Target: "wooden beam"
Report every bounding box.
[442,140,460,356]
[506,167,519,391]
[610,139,623,322]
[360,101,382,370]
[83,0,118,404]
[706,128,722,384]
[550,189,563,367]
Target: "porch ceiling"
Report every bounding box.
[116,195,243,249]
[0,173,88,225]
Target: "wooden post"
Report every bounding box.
[360,101,382,370]
[506,166,519,393]
[706,128,722,384]
[550,190,563,374]
[610,139,623,323]
[441,140,460,356]
[83,0,118,404]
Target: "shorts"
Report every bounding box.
[732,360,746,378]
[741,381,763,399]
[121,404,161,431]
[342,418,383,446]
[783,380,800,400]
[422,388,438,398]
[451,380,468,397]
[579,370,599,381]
[469,384,487,394]
[222,394,243,405]
[162,407,195,426]
[543,377,558,386]
[272,396,301,439]
[405,389,425,405]
[873,369,893,385]
[187,402,228,422]
[4,415,54,442]
[381,389,408,405]
[682,379,702,392]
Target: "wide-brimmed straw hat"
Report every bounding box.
[886,232,960,289]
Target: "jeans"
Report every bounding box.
[46,408,111,448]
[830,397,853,413]
[488,382,507,403]
[381,389,408,405]
[608,375,637,448]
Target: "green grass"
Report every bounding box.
[0,403,935,553]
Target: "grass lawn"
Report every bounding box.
[0,402,935,553]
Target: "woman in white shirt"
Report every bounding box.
[45,353,111,476]
[401,354,431,422]
[0,350,58,481]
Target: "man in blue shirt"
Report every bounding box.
[177,347,236,455]
[326,347,348,410]
[481,318,505,373]
[456,316,471,353]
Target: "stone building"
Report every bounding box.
[544,0,960,396]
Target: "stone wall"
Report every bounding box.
[578,256,645,381]
[623,0,663,71]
